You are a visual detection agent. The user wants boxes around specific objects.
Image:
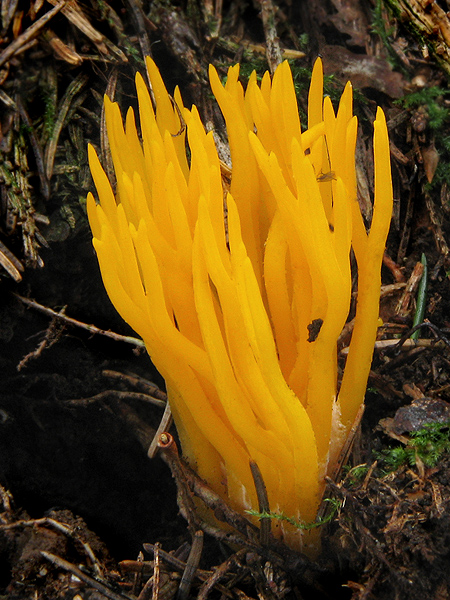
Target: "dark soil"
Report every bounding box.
[1,1,450,599]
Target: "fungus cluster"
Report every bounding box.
[87,57,392,554]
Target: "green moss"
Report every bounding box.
[246,497,341,531]
[402,87,450,129]
[371,0,404,71]
[40,69,58,143]
[236,57,269,82]
[377,420,450,470]
[343,463,370,484]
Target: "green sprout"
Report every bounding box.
[411,253,427,340]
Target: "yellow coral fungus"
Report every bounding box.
[87,57,392,555]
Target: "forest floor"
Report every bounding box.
[1,1,450,599]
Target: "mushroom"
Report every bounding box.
[87,57,392,555]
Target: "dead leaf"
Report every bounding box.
[321,45,406,98]
[329,0,370,48]
[421,141,439,183]
[42,29,83,65]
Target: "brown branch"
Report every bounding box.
[197,549,246,600]
[67,390,166,410]
[177,531,203,600]
[0,1,66,69]
[256,0,283,74]
[41,551,133,600]
[102,370,167,401]
[0,239,24,282]
[17,316,65,371]
[249,460,271,546]
[141,544,234,598]
[14,294,144,348]
[148,402,173,459]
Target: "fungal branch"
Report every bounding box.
[87,57,392,556]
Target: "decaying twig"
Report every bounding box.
[0,239,24,281]
[341,319,450,357]
[41,551,133,600]
[123,0,152,61]
[395,260,425,318]
[0,484,13,519]
[130,551,145,596]
[42,28,84,65]
[152,543,161,600]
[135,550,159,600]
[157,433,209,537]
[140,544,235,599]
[250,460,271,546]
[14,294,145,347]
[46,0,109,55]
[148,402,173,459]
[197,549,246,600]
[176,531,203,600]
[381,321,450,354]
[140,546,210,581]
[257,0,283,74]
[16,98,50,200]
[0,1,66,68]
[17,315,66,371]
[102,370,167,402]
[383,252,406,283]
[425,190,449,259]
[44,73,89,180]
[67,389,166,409]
